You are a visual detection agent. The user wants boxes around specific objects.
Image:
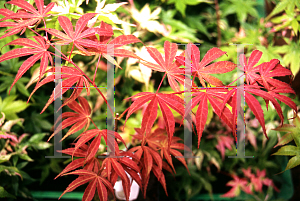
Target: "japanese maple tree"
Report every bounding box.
[0,0,297,201]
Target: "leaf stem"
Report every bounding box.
[156,73,166,93]
[93,54,101,83]
[214,0,222,47]
[68,43,75,61]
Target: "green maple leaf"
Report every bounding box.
[166,0,213,17]
[272,115,300,172]
[220,0,258,24]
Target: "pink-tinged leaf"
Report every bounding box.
[0,36,51,92]
[10,52,43,92]
[109,35,141,49]
[7,0,39,14]
[164,41,177,69]
[221,175,249,198]
[49,96,91,142]
[189,43,200,69]
[58,16,74,39]
[203,61,236,74]
[6,37,44,49]
[41,28,71,42]
[158,98,175,144]
[199,47,226,67]
[35,0,44,13]
[75,13,96,37]
[207,95,233,130]
[43,2,55,14]
[0,48,41,62]
[248,50,262,69]
[146,46,165,69]
[59,147,87,158]
[247,88,284,124]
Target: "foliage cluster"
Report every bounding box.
[0,0,299,201]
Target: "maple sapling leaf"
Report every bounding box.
[27,66,90,114]
[175,43,236,87]
[139,41,190,92]
[49,96,92,142]
[0,0,55,40]
[41,13,113,55]
[0,36,53,94]
[124,92,184,146]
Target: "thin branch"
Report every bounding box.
[214,0,222,47]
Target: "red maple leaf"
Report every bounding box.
[124,92,184,146]
[0,36,52,93]
[188,88,233,148]
[59,169,115,201]
[129,144,165,198]
[28,66,90,113]
[238,50,262,85]
[132,128,190,174]
[175,43,236,87]
[0,0,55,40]
[256,59,292,90]
[49,96,92,142]
[139,41,191,92]
[41,14,113,55]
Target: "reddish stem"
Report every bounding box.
[156,73,167,93]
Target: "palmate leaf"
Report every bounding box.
[0,36,53,93]
[256,59,292,90]
[41,14,114,55]
[73,129,126,160]
[239,50,292,89]
[98,147,142,201]
[128,145,165,198]
[76,22,142,69]
[188,88,233,148]
[59,169,114,201]
[140,41,190,92]
[27,66,90,114]
[135,128,190,174]
[221,174,250,198]
[175,43,236,87]
[50,96,92,142]
[238,49,262,85]
[0,0,55,40]
[221,85,295,140]
[124,92,184,145]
